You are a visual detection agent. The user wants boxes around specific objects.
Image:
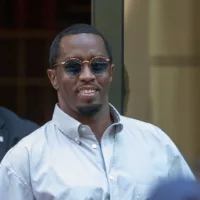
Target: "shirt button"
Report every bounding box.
[75,137,80,144]
[109,175,114,181]
[92,144,97,149]
[81,126,86,132]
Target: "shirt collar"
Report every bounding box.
[52,104,123,143]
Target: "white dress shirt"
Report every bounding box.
[0,104,194,200]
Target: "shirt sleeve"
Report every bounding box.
[153,125,195,180]
[168,151,195,179]
[0,164,34,200]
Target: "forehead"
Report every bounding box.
[59,33,108,59]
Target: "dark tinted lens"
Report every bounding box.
[91,58,108,74]
[64,60,81,76]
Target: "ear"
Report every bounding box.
[47,69,59,90]
[109,64,115,83]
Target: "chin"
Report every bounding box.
[76,103,102,117]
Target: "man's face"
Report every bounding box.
[47,33,114,116]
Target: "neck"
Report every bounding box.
[76,104,112,141]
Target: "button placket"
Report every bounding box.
[101,134,115,173]
[109,175,114,181]
[101,128,116,199]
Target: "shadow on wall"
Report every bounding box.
[123,65,130,114]
[124,0,152,122]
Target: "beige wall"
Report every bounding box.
[124,0,200,168]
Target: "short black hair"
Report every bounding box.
[49,23,113,68]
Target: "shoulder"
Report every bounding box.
[0,122,51,180]
[120,115,178,149]
[0,134,33,185]
[120,116,194,178]
[120,115,161,135]
[11,122,51,154]
[1,123,47,162]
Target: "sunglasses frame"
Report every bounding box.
[52,56,110,76]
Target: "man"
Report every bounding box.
[0,24,195,199]
[0,106,39,161]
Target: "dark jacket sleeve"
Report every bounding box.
[0,107,39,161]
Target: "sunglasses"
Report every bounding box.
[53,56,110,77]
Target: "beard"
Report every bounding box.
[76,104,102,117]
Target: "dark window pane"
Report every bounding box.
[57,0,91,28]
[0,39,18,77]
[0,85,17,112]
[25,86,57,125]
[26,39,46,77]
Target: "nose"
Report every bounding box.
[79,64,95,82]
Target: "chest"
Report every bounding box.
[30,134,169,200]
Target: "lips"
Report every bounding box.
[76,85,99,100]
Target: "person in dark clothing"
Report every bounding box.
[0,106,39,161]
[149,178,200,200]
